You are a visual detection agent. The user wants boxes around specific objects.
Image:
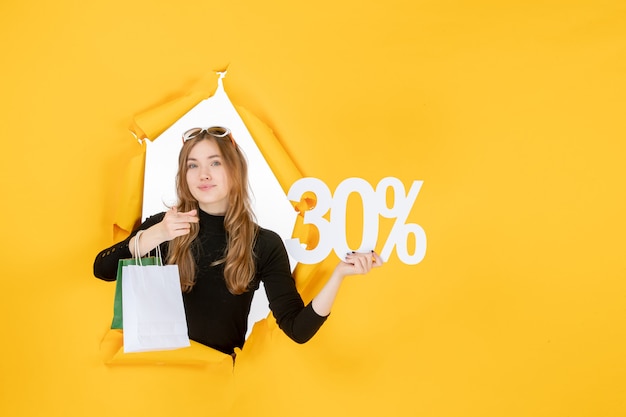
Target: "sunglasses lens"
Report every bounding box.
[182,127,203,141]
[207,127,230,138]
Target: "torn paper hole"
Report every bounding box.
[141,72,297,338]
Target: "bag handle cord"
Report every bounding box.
[133,230,163,266]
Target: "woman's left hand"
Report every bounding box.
[336,251,384,277]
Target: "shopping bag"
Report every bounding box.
[121,238,190,353]
[111,257,159,329]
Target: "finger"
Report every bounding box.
[371,251,384,267]
[360,252,373,269]
[344,253,361,267]
[173,221,192,230]
[175,227,192,236]
[179,215,199,223]
[345,251,372,265]
[357,257,369,273]
[173,209,198,222]
[170,223,193,238]
[350,254,370,273]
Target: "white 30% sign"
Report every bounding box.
[285,177,426,265]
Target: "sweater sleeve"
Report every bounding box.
[92,213,166,281]
[257,229,328,344]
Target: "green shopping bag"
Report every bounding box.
[110,256,160,329]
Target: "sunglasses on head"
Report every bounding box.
[182,126,235,146]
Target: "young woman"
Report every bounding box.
[93,126,383,355]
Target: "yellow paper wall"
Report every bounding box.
[1,1,625,417]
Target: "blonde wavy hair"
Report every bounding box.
[167,130,258,295]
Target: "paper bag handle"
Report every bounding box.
[133,230,163,266]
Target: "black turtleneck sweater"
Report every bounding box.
[93,209,327,354]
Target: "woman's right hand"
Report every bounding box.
[157,207,199,241]
[130,208,199,257]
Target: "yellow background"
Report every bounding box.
[1,1,625,416]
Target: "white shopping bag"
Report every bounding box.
[121,238,190,353]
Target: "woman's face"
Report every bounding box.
[185,139,231,215]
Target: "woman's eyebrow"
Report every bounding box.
[187,154,221,161]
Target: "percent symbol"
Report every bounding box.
[376,177,426,264]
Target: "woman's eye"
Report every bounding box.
[187,163,197,169]
[211,161,221,167]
